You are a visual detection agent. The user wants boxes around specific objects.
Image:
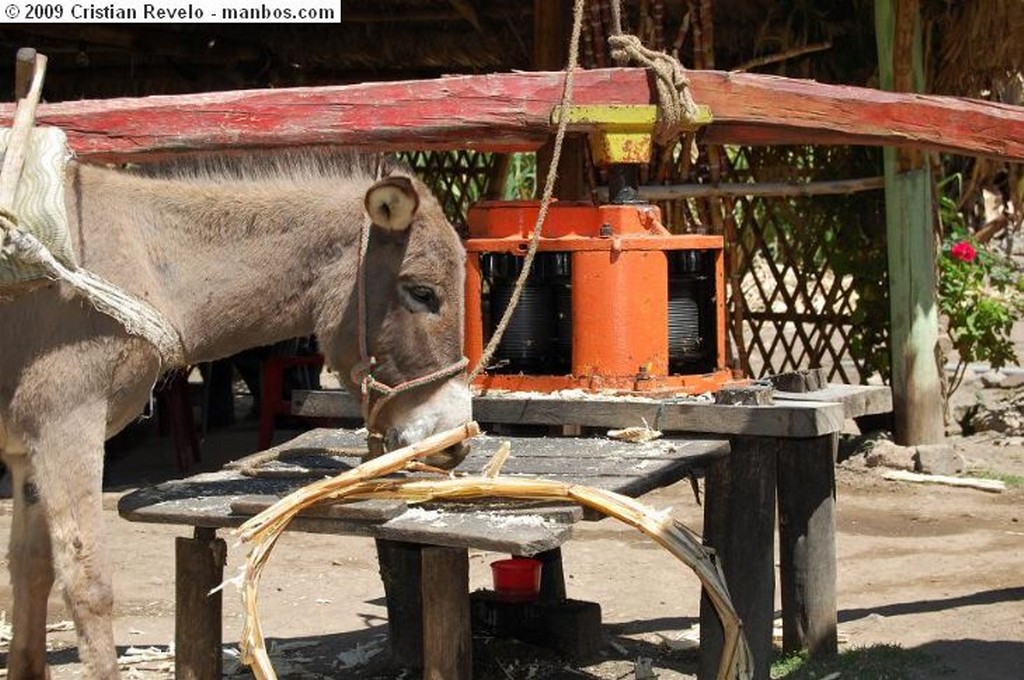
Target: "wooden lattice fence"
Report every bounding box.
[401,150,501,234]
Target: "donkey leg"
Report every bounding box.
[2,451,55,680]
[28,401,120,679]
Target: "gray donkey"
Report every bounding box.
[0,154,472,678]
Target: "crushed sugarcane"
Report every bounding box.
[482,440,512,477]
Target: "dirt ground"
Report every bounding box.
[0,380,1022,679]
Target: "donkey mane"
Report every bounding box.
[127,149,396,186]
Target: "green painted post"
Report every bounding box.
[875,0,945,445]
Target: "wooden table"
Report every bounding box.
[290,382,893,679]
[119,429,730,679]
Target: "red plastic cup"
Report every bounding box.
[490,557,542,602]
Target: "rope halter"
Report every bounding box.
[349,216,469,452]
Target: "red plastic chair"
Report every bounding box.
[257,354,325,450]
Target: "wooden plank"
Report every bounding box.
[225,428,727,476]
[472,396,846,438]
[118,427,723,554]
[175,528,226,680]
[421,547,472,680]
[881,469,1007,492]
[293,390,846,438]
[292,389,363,419]
[3,68,1023,162]
[773,384,893,419]
[377,508,575,555]
[119,473,578,554]
[777,434,839,658]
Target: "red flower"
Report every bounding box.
[950,241,977,263]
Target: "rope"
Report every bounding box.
[0,208,186,368]
[467,0,587,383]
[362,357,469,434]
[350,191,469,445]
[607,32,701,148]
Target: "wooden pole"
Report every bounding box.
[876,0,945,446]
[0,48,47,209]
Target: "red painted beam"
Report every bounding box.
[2,68,1022,162]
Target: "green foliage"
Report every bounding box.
[771,644,939,679]
[937,175,1024,394]
[967,469,1024,487]
[502,152,537,200]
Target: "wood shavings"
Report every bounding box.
[117,645,175,676]
[608,418,663,443]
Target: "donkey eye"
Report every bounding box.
[403,284,440,313]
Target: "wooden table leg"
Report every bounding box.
[698,436,778,680]
[777,433,839,657]
[175,527,226,680]
[421,547,472,680]
[375,539,424,669]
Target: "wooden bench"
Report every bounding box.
[120,381,892,679]
[292,381,892,679]
[119,429,730,679]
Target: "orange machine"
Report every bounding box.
[464,199,732,394]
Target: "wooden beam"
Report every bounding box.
[597,176,886,201]
[3,68,1024,162]
[291,389,847,438]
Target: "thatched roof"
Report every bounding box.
[927,0,1024,98]
[0,2,534,101]
[2,1,1020,104]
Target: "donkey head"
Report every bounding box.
[337,170,471,468]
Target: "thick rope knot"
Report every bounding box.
[607,33,701,148]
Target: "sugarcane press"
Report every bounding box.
[463,105,732,394]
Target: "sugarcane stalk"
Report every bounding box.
[236,453,752,679]
[235,421,480,676]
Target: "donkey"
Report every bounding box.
[0,154,472,678]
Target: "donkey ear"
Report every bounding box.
[365,176,420,231]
